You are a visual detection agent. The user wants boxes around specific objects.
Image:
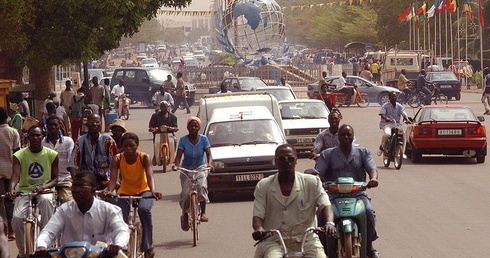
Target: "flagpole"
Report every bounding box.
[445,9,448,58]
[434,10,437,61]
[409,19,412,50]
[450,8,454,65]
[465,9,468,63]
[439,9,442,57]
[457,4,460,63]
[480,20,484,72]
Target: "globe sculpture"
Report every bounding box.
[215,0,285,59]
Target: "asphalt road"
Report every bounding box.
[8,91,490,257]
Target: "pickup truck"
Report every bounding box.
[381,50,428,88]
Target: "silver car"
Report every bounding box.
[309,76,401,105]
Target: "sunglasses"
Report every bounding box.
[276,156,296,162]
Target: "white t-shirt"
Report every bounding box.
[337,76,347,90]
[111,84,125,97]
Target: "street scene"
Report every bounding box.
[1,0,490,258]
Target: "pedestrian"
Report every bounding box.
[60,80,75,131]
[42,115,75,204]
[481,67,490,115]
[70,87,88,140]
[474,68,483,89]
[0,107,21,241]
[253,144,335,258]
[371,59,381,85]
[171,72,191,114]
[359,66,374,82]
[89,77,105,129]
[102,78,112,132]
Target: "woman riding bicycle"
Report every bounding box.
[173,116,214,231]
[106,132,161,258]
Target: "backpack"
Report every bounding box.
[71,95,84,119]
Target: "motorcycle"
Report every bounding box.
[150,125,178,173]
[382,122,406,170]
[325,177,369,258]
[116,94,130,120]
[31,241,127,258]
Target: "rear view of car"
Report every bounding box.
[405,105,487,163]
[425,71,461,100]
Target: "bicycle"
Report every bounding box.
[333,85,370,108]
[2,190,54,256]
[252,227,326,258]
[382,122,408,170]
[116,195,157,258]
[150,125,178,173]
[175,166,209,246]
[407,83,448,108]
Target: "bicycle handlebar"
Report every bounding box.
[253,227,326,251]
[1,189,54,198]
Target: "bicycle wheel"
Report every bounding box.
[394,144,403,170]
[123,106,130,120]
[190,193,198,246]
[25,222,35,256]
[407,93,421,108]
[162,146,167,173]
[128,223,142,258]
[357,95,370,108]
[433,94,448,105]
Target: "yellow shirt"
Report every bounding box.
[370,62,380,74]
[117,152,150,195]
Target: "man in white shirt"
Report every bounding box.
[335,72,355,104]
[111,79,125,110]
[152,85,175,109]
[35,171,129,257]
[42,115,75,203]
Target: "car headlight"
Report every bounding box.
[212,161,225,169]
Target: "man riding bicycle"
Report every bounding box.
[377,92,409,156]
[416,69,433,105]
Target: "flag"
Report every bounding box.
[417,3,427,15]
[448,0,457,13]
[427,4,436,19]
[478,0,485,27]
[465,0,474,21]
[438,0,446,13]
[407,4,416,21]
[397,4,412,23]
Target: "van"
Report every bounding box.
[198,92,286,199]
[110,67,195,107]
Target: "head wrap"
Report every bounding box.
[187,116,201,127]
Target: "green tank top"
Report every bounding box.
[14,147,58,193]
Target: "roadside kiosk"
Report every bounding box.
[0,79,16,108]
[8,83,36,117]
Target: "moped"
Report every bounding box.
[150,125,178,173]
[325,177,369,258]
[116,94,130,120]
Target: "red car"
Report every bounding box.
[405,105,487,163]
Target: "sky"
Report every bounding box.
[184,0,213,10]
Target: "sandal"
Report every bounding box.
[181,214,189,231]
[201,214,209,222]
[144,247,155,258]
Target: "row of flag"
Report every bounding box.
[280,0,375,11]
[157,10,216,16]
[397,0,484,27]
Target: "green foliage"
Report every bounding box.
[219,52,242,66]
[0,0,191,68]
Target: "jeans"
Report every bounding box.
[117,191,155,252]
[171,96,190,113]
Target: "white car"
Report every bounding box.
[193,50,206,61]
[278,99,330,152]
[183,57,200,68]
[141,58,159,68]
[255,86,297,101]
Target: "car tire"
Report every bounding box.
[455,93,461,101]
[477,156,485,163]
[412,150,422,163]
[378,93,390,106]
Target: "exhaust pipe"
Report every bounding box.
[462,150,476,157]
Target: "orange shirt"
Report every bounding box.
[117,152,150,195]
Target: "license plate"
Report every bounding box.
[440,85,452,88]
[236,174,263,181]
[297,138,313,143]
[438,129,462,135]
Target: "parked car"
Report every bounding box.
[209,77,268,94]
[308,76,401,105]
[405,105,487,163]
[141,58,159,68]
[110,67,195,107]
[256,86,297,101]
[425,71,461,100]
[278,99,330,152]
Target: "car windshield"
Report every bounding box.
[427,73,458,81]
[142,58,157,64]
[148,69,174,82]
[420,108,477,121]
[206,120,283,147]
[238,78,267,90]
[280,102,329,119]
[257,88,296,101]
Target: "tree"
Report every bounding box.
[0,0,191,118]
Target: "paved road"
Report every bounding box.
[8,91,490,257]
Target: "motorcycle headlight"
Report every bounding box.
[338,183,353,194]
[87,250,102,258]
[63,247,87,257]
[49,254,62,258]
[212,161,225,169]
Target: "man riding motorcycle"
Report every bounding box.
[377,92,409,156]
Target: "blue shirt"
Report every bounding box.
[315,146,377,184]
[416,73,426,89]
[178,134,210,169]
[378,102,407,129]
